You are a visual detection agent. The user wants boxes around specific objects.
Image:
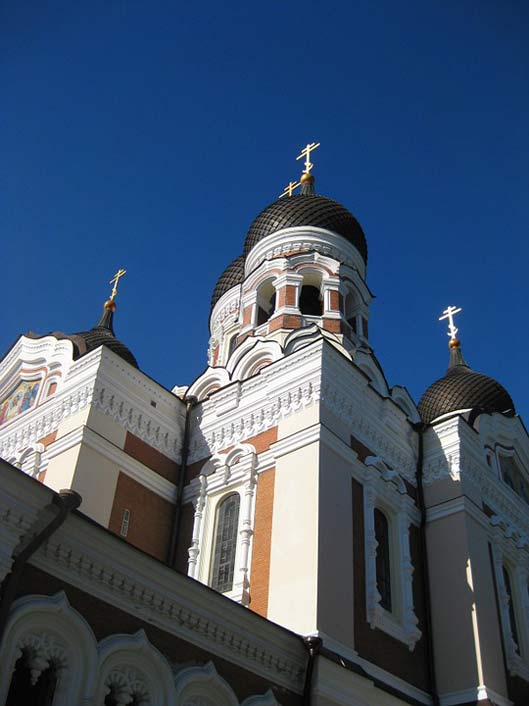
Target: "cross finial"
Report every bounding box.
[109,268,127,301]
[296,142,320,174]
[279,180,301,198]
[439,305,462,340]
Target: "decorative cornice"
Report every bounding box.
[0,347,185,465]
[29,517,305,692]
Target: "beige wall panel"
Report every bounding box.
[423,476,462,508]
[70,445,119,527]
[466,514,509,697]
[426,511,480,692]
[268,440,319,634]
[278,405,320,439]
[55,408,90,438]
[317,443,354,650]
[87,407,127,447]
[45,445,81,494]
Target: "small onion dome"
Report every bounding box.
[210,255,245,312]
[243,194,368,262]
[72,300,139,368]
[418,340,514,424]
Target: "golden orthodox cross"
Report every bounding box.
[109,268,127,301]
[439,305,462,340]
[279,180,301,198]
[296,142,320,174]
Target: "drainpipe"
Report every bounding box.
[302,635,322,706]
[167,395,197,568]
[414,422,440,706]
[0,488,82,645]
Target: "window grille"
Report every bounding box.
[211,494,240,593]
[374,508,392,612]
[503,566,520,654]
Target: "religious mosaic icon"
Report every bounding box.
[0,379,40,427]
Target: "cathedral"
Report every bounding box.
[0,144,528,706]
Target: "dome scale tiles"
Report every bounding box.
[418,344,514,424]
[243,194,368,262]
[210,255,245,312]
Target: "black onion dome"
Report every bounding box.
[210,255,245,312]
[244,194,367,262]
[73,304,139,368]
[418,345,514,424]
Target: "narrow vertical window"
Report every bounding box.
[374,508,392,612]
[503,566,520,653]
[211,493,240,593]
[120,509,131,537]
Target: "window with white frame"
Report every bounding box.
[374,508,392,612]
[363,457,421,650]
[491,534,529,680]
[210,493,240,593]
[187,445,257,606]
[498,452,529,506]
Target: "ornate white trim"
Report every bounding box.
[363,463,421,650]
[245,226,366,280]
[0,592,98,706]
[188,444,257,606]
[96,630,176,706]
[174,662,239,706]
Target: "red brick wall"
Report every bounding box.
[124,432,180,484]
[249,468,275,617]
[108,472,174,561]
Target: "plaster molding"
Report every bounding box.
[245,226,366,280]
[17,510,305,693]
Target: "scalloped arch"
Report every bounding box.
[174,661,239,706]
[95,630,175,706]
[0,592,98,706]
[188,367,231,401]
[354,351,388,396]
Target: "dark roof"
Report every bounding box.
[418,345,514,424]
[243,194,368,262]
[210,255,245,312]
[72,304,138,368]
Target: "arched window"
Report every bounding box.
[227,333,238,358]
[256,280,276,326]
[6,651,57,706]
[211,494,240,593]
[374,509,392,612]
[503,566,520,653]
[344,291,359,333]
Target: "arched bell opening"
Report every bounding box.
[298,270,323,317]
[256,279,276,326]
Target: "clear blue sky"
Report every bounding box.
[2,1,529,420]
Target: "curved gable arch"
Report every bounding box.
[231,340,283,381]
[95,629,175,706]
[174,661,239,706]
[354,351,389,396]
[0,592,98,706]
[242,690,282,706]
[188,367,231,402]
[390,386,420,423]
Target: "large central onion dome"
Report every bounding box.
[243,194,368,262]
[418,340,514,424]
